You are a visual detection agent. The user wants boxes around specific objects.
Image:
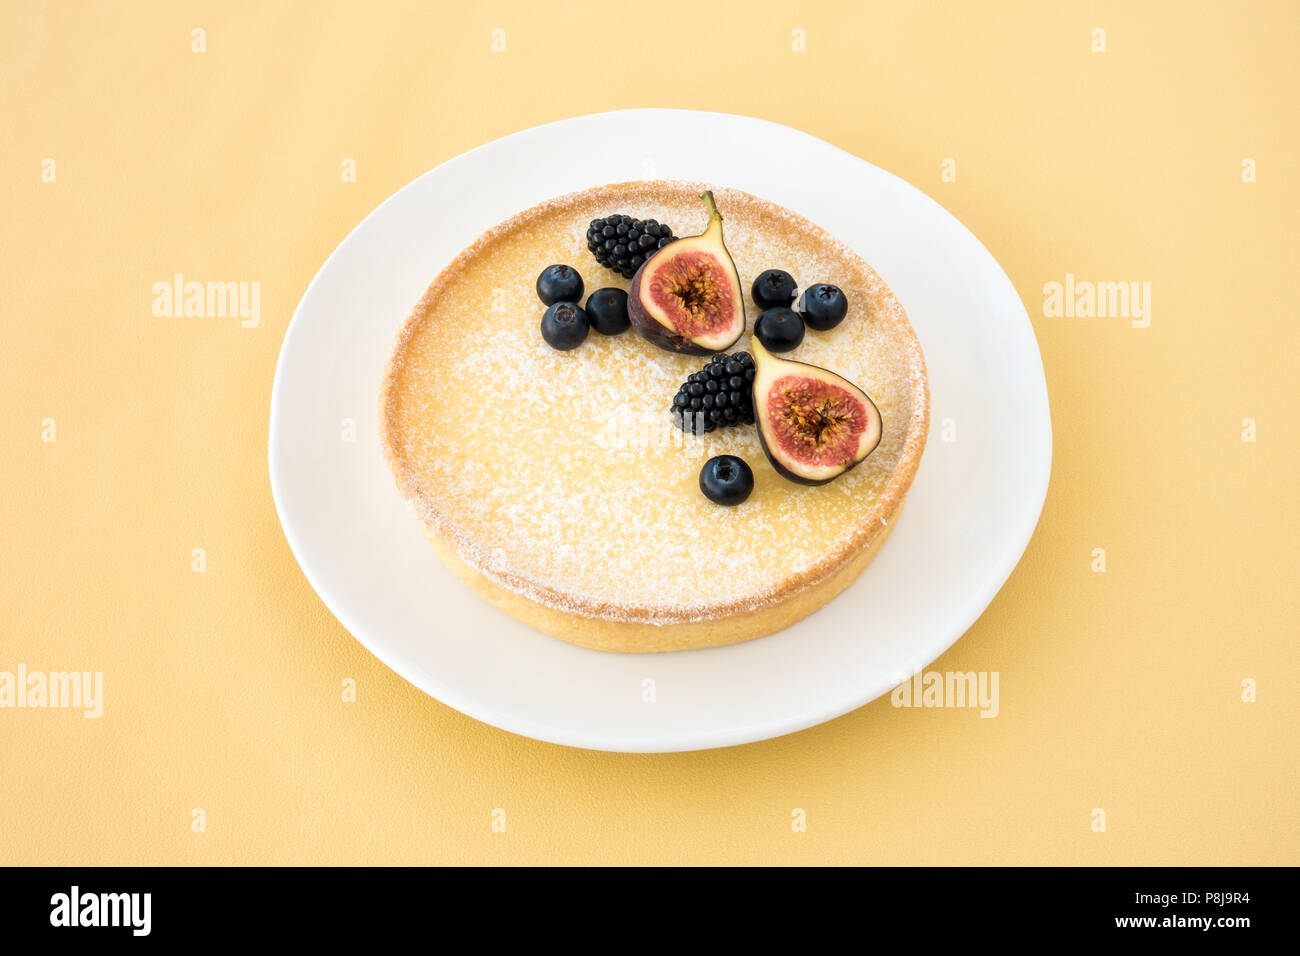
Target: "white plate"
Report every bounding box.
[269,109,1051,753]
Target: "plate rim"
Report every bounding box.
[268,108,1053,752]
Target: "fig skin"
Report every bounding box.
[750,338,882,486]
[626,191,745,355]
[756,426,834,486]
[627,265,713,354]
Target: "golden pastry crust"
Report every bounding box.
[380,181,929,652]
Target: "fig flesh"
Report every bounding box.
[750,338,882,485]
[627,191,745,354]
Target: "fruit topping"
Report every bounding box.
[750,338,881,485]
[751,269,798,310]
[699,455,754,506]
[540,301,589,351]
[587,214,677,279]
[753,306,806,353]
[798,283,849,331]
[536,264,584,306]
[627,191,746,354]
[671,351,756,433]
[584,287,631,335]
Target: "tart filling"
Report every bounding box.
[379,181,928,642]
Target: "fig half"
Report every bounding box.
[627,191,745,354]
[751,338,882,485]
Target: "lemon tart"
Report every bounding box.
[380,181,928,652]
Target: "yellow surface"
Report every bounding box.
[1,1,1296,865]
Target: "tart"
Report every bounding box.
[380,181,928,652]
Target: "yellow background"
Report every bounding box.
[2,0,1296,865]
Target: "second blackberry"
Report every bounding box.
[671,351,757,433]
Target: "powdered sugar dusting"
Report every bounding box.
[380,182,929,624]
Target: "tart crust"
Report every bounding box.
[380,181,929,652]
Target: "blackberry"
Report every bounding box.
[586,214,677,279]
[671,351,757,434]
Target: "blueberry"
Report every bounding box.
[799,283,849,331]
[536,265,584,306]
[753,307,805,352]
[751,269,797,309]
[540,302,589,350]
[585,287,630,335]
[699,455,754,506]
